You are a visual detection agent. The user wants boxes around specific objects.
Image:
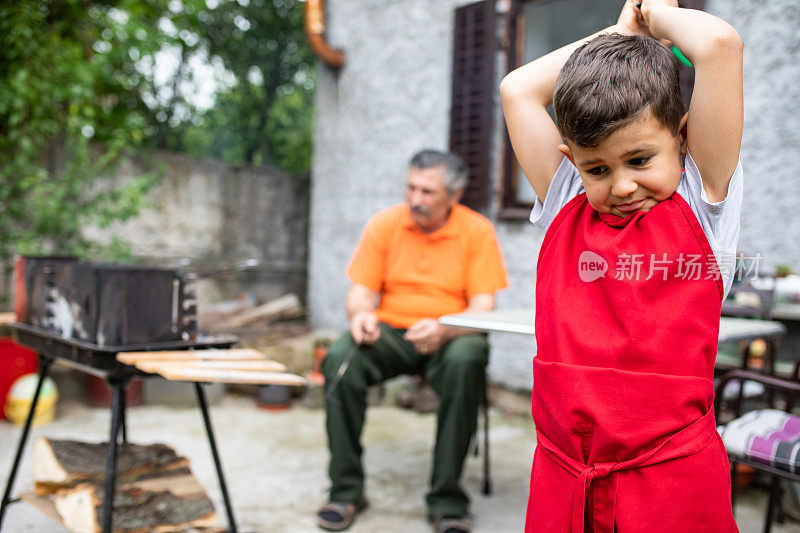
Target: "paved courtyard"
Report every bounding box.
[1,389,798,532]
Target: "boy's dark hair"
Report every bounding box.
[553,34,685,148]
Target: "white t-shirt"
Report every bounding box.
[530,152,743,298]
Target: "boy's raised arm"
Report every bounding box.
[641,1,743,203]
[499,2,643,203]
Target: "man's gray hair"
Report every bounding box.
[409,149,469,194]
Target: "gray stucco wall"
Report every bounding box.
[707,0,800,269]
[309,0,470,325]
[309,0,800,391]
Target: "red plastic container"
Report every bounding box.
[86,375,143,408]
[0,337,38,419]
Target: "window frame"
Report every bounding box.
[497,0,704,219]
[499,0,535,220]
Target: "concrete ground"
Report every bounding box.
[1,390,799,533]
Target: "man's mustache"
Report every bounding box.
[410,204,429,216]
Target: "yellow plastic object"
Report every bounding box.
[4,373,58,427]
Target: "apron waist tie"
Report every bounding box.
[537,409,718,533]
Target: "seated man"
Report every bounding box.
[317,150,508,533]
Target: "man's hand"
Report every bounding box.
[350,311,380,345]
[403,318,447,355]
[346,284,381,344]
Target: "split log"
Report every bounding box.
[54,474,217,533]
[32,438,218,533]
[33,438,188,494]
[222,294,303,329]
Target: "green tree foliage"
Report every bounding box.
[152,0,315,172]
[0,0,314,265]
[0,1,162,262]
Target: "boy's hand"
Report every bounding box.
[616,0,654,37]
[637,0,679,24]
[636,0,679,38]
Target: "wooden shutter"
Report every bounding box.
[449,0,497,211]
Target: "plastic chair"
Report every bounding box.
[715,368,800,533]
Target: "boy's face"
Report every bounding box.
[559,109,689,218]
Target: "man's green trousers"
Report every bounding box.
[322,322,488,518]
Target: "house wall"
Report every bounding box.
[309,0,473,326]
[708,0,800,268]
[309,0,800,390]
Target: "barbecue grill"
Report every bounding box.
[15,256,199,346]
[1,259,245,533]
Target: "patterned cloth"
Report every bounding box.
[718,409,800,474]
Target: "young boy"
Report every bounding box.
[500,1,743,531]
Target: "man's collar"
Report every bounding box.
[402,204,461,240]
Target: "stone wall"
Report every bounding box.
[87,151,309,308]
[308,0,800,390]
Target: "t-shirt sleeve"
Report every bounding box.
[529,156,585,231]
[676,150,744,297]
[466,222,509,298]
[345,216,387,292]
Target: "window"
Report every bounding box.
[499,0,702,218]
[449,0,497,211]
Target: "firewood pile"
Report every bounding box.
[199,294,304,332]
[27,437,221,533]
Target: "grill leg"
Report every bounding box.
[119,382,128,444]
[482,389,492,496]
[102,381,125,533]
[195,383,238,533]
[0,357,52,531]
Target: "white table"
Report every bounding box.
[440,309,786,345]
[774,303,800,321]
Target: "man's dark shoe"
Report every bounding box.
[431,514,472,533]
[316,496,368,531]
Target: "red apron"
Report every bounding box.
[526,192,738,533]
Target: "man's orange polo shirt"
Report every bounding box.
[346,203,508,329]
